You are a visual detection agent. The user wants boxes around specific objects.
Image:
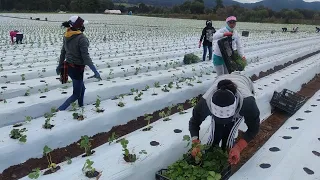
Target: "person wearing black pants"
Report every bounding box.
[199,20,216,61]
[16,33,24,44]
[57,16,101,111]
[189,73,260,165]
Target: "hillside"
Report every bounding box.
[113,0,320,11]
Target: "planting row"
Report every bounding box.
[1,35,318,101]
[2,52,320,176]
[16,53,320,180]
[231,90,320,180]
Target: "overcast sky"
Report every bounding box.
[234,0,320,3]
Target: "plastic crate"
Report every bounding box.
[242,31,250,37]
[270,89,308,114]
[155,165,231,180]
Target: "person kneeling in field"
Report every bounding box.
[189,73,260,165]
[56,16,101,111]
[212,16,245,76]
[10,30,24,44]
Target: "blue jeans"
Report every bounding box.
[203,46,213,61]
[58,65,85,111]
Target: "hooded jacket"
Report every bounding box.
[200,26,216,46]
[213,27,244,58]
[189,73,260,143]
[59,29,93,66]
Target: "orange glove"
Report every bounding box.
[228,139,247,165]
[223,32,233,37]
[191,139,201,157]
[198,41,202,48]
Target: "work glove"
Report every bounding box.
[228,139,247,165]
[191,138,201,157]
[242,56,246,61]
[198,41,202,48]
[88,73,102,81]
[223,32,233,37]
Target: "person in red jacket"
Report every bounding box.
[10,30,24,44]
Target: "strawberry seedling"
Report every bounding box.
[108,132,118,145]
[120,139,137,163]
[43,145,60,175]
[28,168,41,179]
[82,159,100,178]
[95,96,104,113]
[142,114,153,131]
[79,135,94,157]
[10,128,27,143]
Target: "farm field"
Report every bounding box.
[0,13,320,180]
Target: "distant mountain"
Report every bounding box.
[113,0,320,11]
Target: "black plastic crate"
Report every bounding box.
[242,31,250,37]
[155,165,231,180]
[270,89,308,114]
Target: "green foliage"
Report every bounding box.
[25,116,33,123]
[79,135,93,156]
[183,53,200,65]
[65,157,72,165]
[139,150,148,154]
[82,159,95,173]
[10,128,27,143]
[108,132,118,145]
[163,146,228,180]
[154,82,161,88]
[28,168,41,179]
[120,139,130,157]
[230,52,247,71]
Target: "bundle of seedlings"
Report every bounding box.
[157,139,230,180]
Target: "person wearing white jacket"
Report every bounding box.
[213,16,246,76]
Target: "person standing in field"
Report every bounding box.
[189,73,260,165]
[199,20,216,61]
[10,30,24,44]
[213,16,245,75]
[56,16,101,111]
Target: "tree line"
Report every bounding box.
[0,0,114,13]
[1,0,320,24]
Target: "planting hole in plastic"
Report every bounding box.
[62,92,67,94]
[259,163,271,169]
[12,71,16,73]
[40,80,45,82]
[282,136,292,140]
[1,86,7,89]
[311,105,317,107]
[304,110,312,113]
[269,147,280,152]
[274,79,279,81]
[18,101,25,104]
[174,129,182,133]
[86,73,89,75]
[258,88,263,90]
[290,126,299,130]
[312,151,320,157]
[98,84,103,86]
[20,83,25,85]
[296,118,305,121]
[28,70,32,71]
[40,96,46,98]
[150,141,160,146]
[303,167,314,175]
